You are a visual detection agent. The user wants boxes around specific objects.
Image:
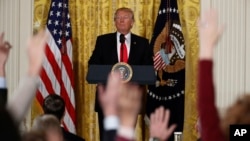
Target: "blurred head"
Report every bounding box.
[42,94,65,121]
[220,94,250,140]
[21,130,46,141]
[114,7,134,35]
[32,115,63,141]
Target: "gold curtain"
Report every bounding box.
[33,0,200,141]
[177,0,200,141]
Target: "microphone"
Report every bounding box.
[119,34,125,43]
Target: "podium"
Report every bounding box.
[86,65,156,85]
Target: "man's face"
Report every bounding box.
[115,10,134,34]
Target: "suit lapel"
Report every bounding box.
[128,34,137,64]
[111,32,118,63]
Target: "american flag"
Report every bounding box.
[36,0,76,133]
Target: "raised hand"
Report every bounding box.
[27,30,48,76]
[198,9,224,59]
[118,83,143,128]
[0,32,11,76]
[98,72,122,116]
[150,106,176,141]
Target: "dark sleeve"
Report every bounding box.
[78,136,85,141]
[75,134,85,141]
[103,130,117,141]
[62,128,85,141]
[88,36,103,65]
[0,88,8,106]
[142,38,153,65]
[198,60,226,141]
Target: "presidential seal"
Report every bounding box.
[111,62,133,83]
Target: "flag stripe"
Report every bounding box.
[61,64,75,108]
[154,51,166,70]
[62,122,69,131]
[42,56,61,94]
[36,90,45,106]
[66,40,73,64]
[62,54,74,87]
[38,78,50,98]
[60,83,76,123]
[45,43,62,88]
[40,67,55,94]
[63,109,76,133]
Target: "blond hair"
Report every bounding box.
[32,114,62,134]
[114,7,134,21]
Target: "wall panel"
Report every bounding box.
[201,0,248,109]
[0,0,33,130]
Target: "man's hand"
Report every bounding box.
[0,32,11,76]
[98,72,122,116]
[27,30,48,76]
[150,106,176,141]
[118,83,143,128]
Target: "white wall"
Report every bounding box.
[0,0,33,130]
[246,0,250,93]
[201,0,250,109]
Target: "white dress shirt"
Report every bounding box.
[0,77,6,88]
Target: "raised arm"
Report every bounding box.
[0,32,11,106]
[7,30,47,124]
[197,9,225,141]
[115,83,143,141]
[0,32,11,78]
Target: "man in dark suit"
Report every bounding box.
[43,94,85,141]
[88,7,153,141]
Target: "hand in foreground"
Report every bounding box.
[118,83,143,128]
[27,30,48,76]
[198,9,224,59]
[98,72,122,116]
[0,32,11,76]
[150,106,176,141]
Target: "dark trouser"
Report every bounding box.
[95,90,104,141]
[97,110,104,141]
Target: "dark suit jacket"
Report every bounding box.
[104,131,134,141]
[0,88,7,106]
[62,127,85,141]
[103,130,116,141]
[88,32,153,66]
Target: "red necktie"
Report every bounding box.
[120,42,128,63]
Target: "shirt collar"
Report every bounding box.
[117,32,131,44]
